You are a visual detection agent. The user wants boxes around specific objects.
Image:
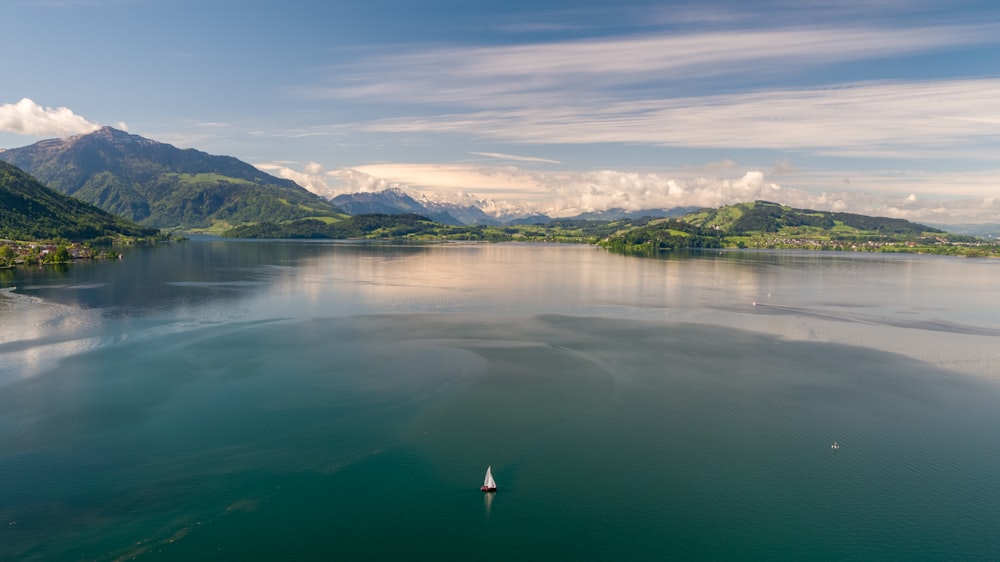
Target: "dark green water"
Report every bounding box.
[2,241,999,560]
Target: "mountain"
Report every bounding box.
[418,199,501,226]
[0,127,341,229]
[332,189,567,225]
[598,200,967,255]
[418,191,557,225]
[330,187,423,215]
[330,188,462,225]
[0,161,160,241]
[683,200,943,235]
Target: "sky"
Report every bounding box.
[2,0,1000,223]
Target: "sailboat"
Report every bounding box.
[480,465,497,492]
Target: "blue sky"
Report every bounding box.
[2,0,1000,222]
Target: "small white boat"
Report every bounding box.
[480,465,497,492]
[831,441,840,449]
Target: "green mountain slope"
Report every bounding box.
[600,200,996,256]
[0,127,342,229]
[0,161,160,241]
[683,200,944,235]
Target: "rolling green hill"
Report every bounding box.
[0,127,343,230]
[0,161,160,242]
[682,200,944,235]
[599,201,996,257]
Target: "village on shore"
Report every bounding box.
[0,240,121,268]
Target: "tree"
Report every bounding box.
[52,245,71,263]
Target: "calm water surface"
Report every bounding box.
[1,241,999,560]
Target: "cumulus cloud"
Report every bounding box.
[255,161,339,198]
[280,160,1000,224]
[255,161,426,199]
[345,163,784,215]
[328,167,404,194]
[539,169,786,216]
[0,98,101,137]
[308,162,787,214]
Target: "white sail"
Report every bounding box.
[483,465,496,489]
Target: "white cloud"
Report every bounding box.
[539,169,785,216]
[0,98,101,137]
[358,78,1000,157]
[285,161,1000,224]
[303,23,1000,167]
[255,161,339,198]
[317,163,784,213]
[327,167,401,194]
[350,163,554,200]
[324,24,998,104]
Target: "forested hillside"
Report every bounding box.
[0,161,160,242]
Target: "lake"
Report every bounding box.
[2,240,999,560]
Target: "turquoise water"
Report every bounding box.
[2,241,999,560]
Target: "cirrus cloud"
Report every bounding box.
[0,98,102,137]
[322,24,999,106]
[356,78,1000,156]
[308,22,1000,162]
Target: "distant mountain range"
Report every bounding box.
[331,188,463,225]
[0,127,341,229]
[0,160,159,241]
[331,188,697,225]
[417,197,502,226]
